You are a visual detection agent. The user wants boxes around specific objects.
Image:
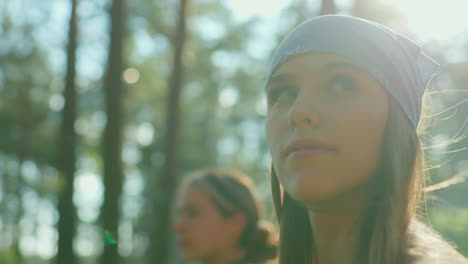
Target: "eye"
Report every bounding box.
[328,75,357,92]
[187,208,199,219]
[267,85,298,106]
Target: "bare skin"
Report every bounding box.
[307,182,371,264]
[173,187,246,264]
[265,52,389,264]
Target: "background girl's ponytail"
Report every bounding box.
[244,220,277,262]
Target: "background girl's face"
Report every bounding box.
[265,53,389,202]
[173,187,241,261]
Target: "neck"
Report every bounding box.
[204,247,245,264]
[305,182,372,264]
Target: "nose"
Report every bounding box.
[288,94,320,129]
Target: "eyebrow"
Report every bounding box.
[265,61,360,91]
[265,73,292,89]
[179,203,197,212]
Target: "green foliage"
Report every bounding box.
[429,209,468,257]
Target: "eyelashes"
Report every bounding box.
[267,85,298,107]
[266,74,358,107]
[177,206,199,220]
[328,75,357,92]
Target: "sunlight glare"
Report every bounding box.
[224,0,287,20]
[395,0,468,43]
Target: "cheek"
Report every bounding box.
[333,102,388,187]
[342,133,382,179]
[184,218,226,256]
[265,112,287,161]
[265,113,276,146]
[265,120,287,189]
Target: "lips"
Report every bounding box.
[282,139,335,159]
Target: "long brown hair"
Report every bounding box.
[270,98,462,264]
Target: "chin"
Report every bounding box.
[292,185,338,202]
[283,171,340,202]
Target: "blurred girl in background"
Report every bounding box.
[173,168,277,264]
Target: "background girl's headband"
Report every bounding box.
[267,15,439,127]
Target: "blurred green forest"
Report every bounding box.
[0,0,467,263]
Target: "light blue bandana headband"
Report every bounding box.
[267,15,439,127]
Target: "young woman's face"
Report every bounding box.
[265,53,389,202]
[173,187,241,261]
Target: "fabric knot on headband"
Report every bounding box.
[267,15,439,127]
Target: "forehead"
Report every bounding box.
[177,187,204,207]
[176,187,210,208]
[274,52,360,74]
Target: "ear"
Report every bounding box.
[229,212,247,235]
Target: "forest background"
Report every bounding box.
[1,0,468,263]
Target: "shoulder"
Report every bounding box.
[408,221,468,264]
[413,250,468,264]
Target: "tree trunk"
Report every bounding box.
[9,157,24,264]
[57,0,78,263]
[149,0,189,263]
[320,0,336,15]
[100,0,125,263]
[352,0,367,18]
